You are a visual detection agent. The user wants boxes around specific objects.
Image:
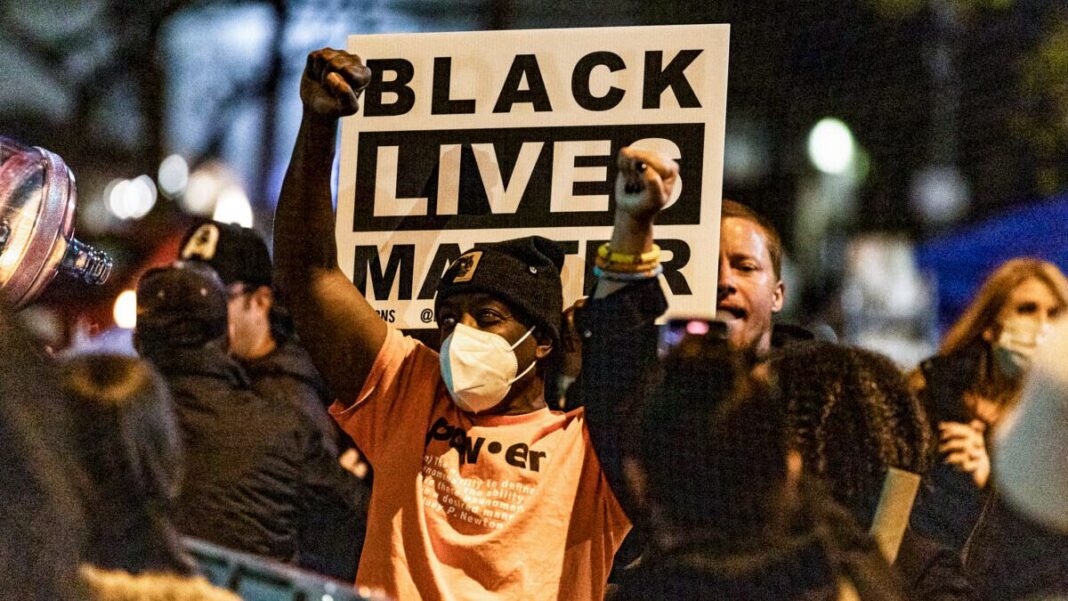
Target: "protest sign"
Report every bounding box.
[337,24,729,327]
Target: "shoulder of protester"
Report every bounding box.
[242,340,329,392]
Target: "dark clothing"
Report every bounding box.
[910,350,989,553]
[897,529,975,601]
[241,341,340,456]
[144,343,364,566]
[963,492,1068,601]
[576,282,905,600]
[614,484,906,601]
[241,340,370,581]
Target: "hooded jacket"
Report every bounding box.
[143,342,363,565]
[241,339,371,580]
[241,340,340,455]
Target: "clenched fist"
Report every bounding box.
[300,48,373,118]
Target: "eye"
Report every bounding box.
[437,313,457,329]
[735,261,759,273]
[476,309,506,326]
[1050,306,1063,320]
[1015,302,1038,315]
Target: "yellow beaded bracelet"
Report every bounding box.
[596,242,661,265]
[594,254,661,273]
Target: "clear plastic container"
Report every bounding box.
[0,136,111,307]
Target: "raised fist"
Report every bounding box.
[614,146,679,223]
[300,48,372,118]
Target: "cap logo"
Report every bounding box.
[181,224,220,261]
[451,251,482,283]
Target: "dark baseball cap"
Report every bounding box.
[135,261,227,348]
[178,221,272,289]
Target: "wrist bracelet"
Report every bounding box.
[593,264,663,281]
[597,242,660,265]
[594,255,661,273]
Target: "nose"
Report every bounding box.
[459,312,480,329]
[717,256,734,301]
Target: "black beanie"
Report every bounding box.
[436,236,565,349]
[178,221,272,289]
[135,261,227,349]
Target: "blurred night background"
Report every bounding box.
[2,0,1067,366]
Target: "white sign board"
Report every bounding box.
[337,24,728,328]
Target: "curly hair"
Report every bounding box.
[772,341,931,524]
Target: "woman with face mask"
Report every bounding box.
[908,258,1068,555]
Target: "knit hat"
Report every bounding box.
[135,261,227,349]
[178,221,272,289]
[435,236,564,350]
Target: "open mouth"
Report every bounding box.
[716,306,747,321]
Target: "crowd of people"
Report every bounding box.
[4,46,1068,601]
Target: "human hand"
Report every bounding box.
[339,447,369,479]
[300,48,372,118]
[614,146,679,224]
[939,420,991,489]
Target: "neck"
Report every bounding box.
[486,376,547,416]
[244,333,278,361]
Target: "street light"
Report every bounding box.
[807,118,856,175]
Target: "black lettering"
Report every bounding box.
[642,50,702,109]
[432,57,476,115]
[583,238,692,295]
[658,238,692,295]
[426,417,452,446]
[505,442,528,469]
[460,437,485,464]
[493,55,552,113]
[418,243,463,300]
[572,52,626,112]
[528,450,547,472]
[364,58,416,117]
[354,244,415,300]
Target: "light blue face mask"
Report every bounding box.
[993,317,1053,379]
[439,324,536,413]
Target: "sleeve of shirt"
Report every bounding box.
[328,326,439,465]
[574,278,667,523]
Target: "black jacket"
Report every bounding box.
[909,350,988,553]
[963,493,1068,601]
[242,341,341,456]
[240,340,371,581]
[144,343,364,565]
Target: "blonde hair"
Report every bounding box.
[940,258,1068,357]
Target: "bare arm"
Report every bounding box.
[593,147,678,299]
[274,49,386,404]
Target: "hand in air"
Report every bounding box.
[613,146,679,223]
[300,48,373,118]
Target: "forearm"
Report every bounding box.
[275,112,342,287]
[272,110,387,402]
[579,278,667,519]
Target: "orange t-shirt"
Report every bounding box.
[330,326,631,600]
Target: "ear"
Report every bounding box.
[251,286,274,311]
[534,330,554,361]
[771,280,786,313]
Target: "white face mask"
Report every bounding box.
[439,323,537,414]
[993,316,1054,378]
